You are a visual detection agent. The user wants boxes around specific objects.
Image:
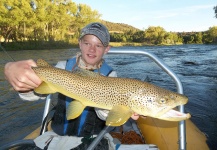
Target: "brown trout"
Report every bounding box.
[32,59,190,126]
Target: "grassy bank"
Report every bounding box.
[109,42,153,47]
[109,42,183,47]
[1,41,78,51]
[1,41,185,51]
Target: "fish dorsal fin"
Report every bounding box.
[66,101,86,120]
[73,68,100,77]
[36,59,52,67]
[106,105,133,126]
[34,82,56,94]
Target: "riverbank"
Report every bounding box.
[2,41,215,51]
[0,41,78,51]
[109,42,183,47]
[1,41,185,51]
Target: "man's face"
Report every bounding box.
[79,35,110,65]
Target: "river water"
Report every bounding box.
[0,45,216,149]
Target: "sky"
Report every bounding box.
[72,0,217,32]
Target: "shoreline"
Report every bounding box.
[1,42,215,51]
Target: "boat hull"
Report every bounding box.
[137,117,209,150]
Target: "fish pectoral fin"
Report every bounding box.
[34,82,56,94]
[66,101,85,120]
[106,105,133,126]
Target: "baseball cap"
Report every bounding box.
[80,22,110,47]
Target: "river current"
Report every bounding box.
[0,44,216,149]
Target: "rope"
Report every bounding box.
[110,130,145,144]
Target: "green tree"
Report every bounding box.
[187,35,194,44]
[72,4,101,37]
[0,0,101,44]
[0,0,34,42]
[132,31,145,42]
[31,0,77,41]
[164,32,180,44]
[202,33,213,44]
[181,33,195,44]
[31,0,50,41]
[47,0,77,41]
[110,33,124,42]
[206,26,217,43]
[144,26,166,44]
[194,32,203,44]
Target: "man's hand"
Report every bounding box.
[131,113,146,120]
[4,59,42,92]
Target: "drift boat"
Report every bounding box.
[1,50,209,150]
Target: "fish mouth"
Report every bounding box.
[157,109,191,121]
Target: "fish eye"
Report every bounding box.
[170,95,175,99]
